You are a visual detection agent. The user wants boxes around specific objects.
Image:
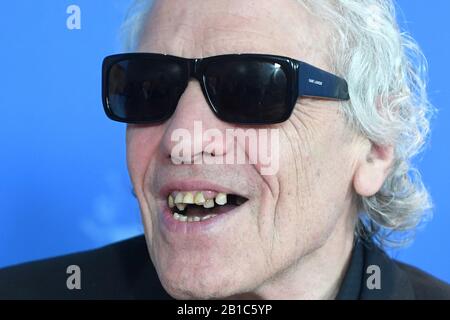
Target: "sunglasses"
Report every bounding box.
[102,53,350,125]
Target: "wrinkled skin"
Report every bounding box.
[126,0,393,299]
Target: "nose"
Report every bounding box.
[159,80,232,164]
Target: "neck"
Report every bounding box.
[229,213,356,300]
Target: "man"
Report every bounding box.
[1,0,449,299]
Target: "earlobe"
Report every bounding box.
[353,143,394,197]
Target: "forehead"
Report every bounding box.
[138,0,331,68]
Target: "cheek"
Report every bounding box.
[126,125,164,188]
[271,117,356,255]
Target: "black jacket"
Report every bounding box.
[0,235,449,299]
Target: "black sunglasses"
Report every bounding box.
[102,53,350,125]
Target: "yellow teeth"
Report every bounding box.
[203,199,215,209]
[183,192,194,204]
[169,190,243,223]
[174,192,184,204]
[176,203,186,211]
[215,193,227,205]
[194,192,206,205]
[168,195,175,208]
[169,191,229,207]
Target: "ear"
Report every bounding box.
[353,142,395,197]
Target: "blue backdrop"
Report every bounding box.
[0,1,449,283]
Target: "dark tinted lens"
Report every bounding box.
[204,59,289,124]
[107,57,187,123]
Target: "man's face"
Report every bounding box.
[127,0,363,298]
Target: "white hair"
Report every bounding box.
[120,0,434,247]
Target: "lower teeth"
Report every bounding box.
[173,212,217,222]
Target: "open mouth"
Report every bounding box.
[167,191,248,223]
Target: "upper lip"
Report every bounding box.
[159,179,248,198]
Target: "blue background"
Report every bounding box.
[0,1,449,283]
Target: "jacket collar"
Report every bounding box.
[337,238,415,300]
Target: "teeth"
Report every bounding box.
[176,203,186,211]
[173,212,217,222]
[183,192,194,204]
[194,192,206,205]
[203,199,215,209]
[174,192,184,204]
[169,190,237,212]
[215,193,227,205]
[169,191,225,206]
[168,195,175,208]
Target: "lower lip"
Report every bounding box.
[159,205,239,234]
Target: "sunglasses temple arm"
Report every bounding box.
[297,62,350,101]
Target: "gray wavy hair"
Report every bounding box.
[120,0,434,247]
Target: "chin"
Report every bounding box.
[152,249,258,299]
[159,270,243,299]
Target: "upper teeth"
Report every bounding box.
[174,193,184,204]
[215,193,227,205]
[194,192,206,205]
[204,199,214,208]
[184,193,194,204]
[168,191,228,209]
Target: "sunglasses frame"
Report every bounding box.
[102,53,350,125]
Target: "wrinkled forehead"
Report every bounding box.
[138,0,331,68]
